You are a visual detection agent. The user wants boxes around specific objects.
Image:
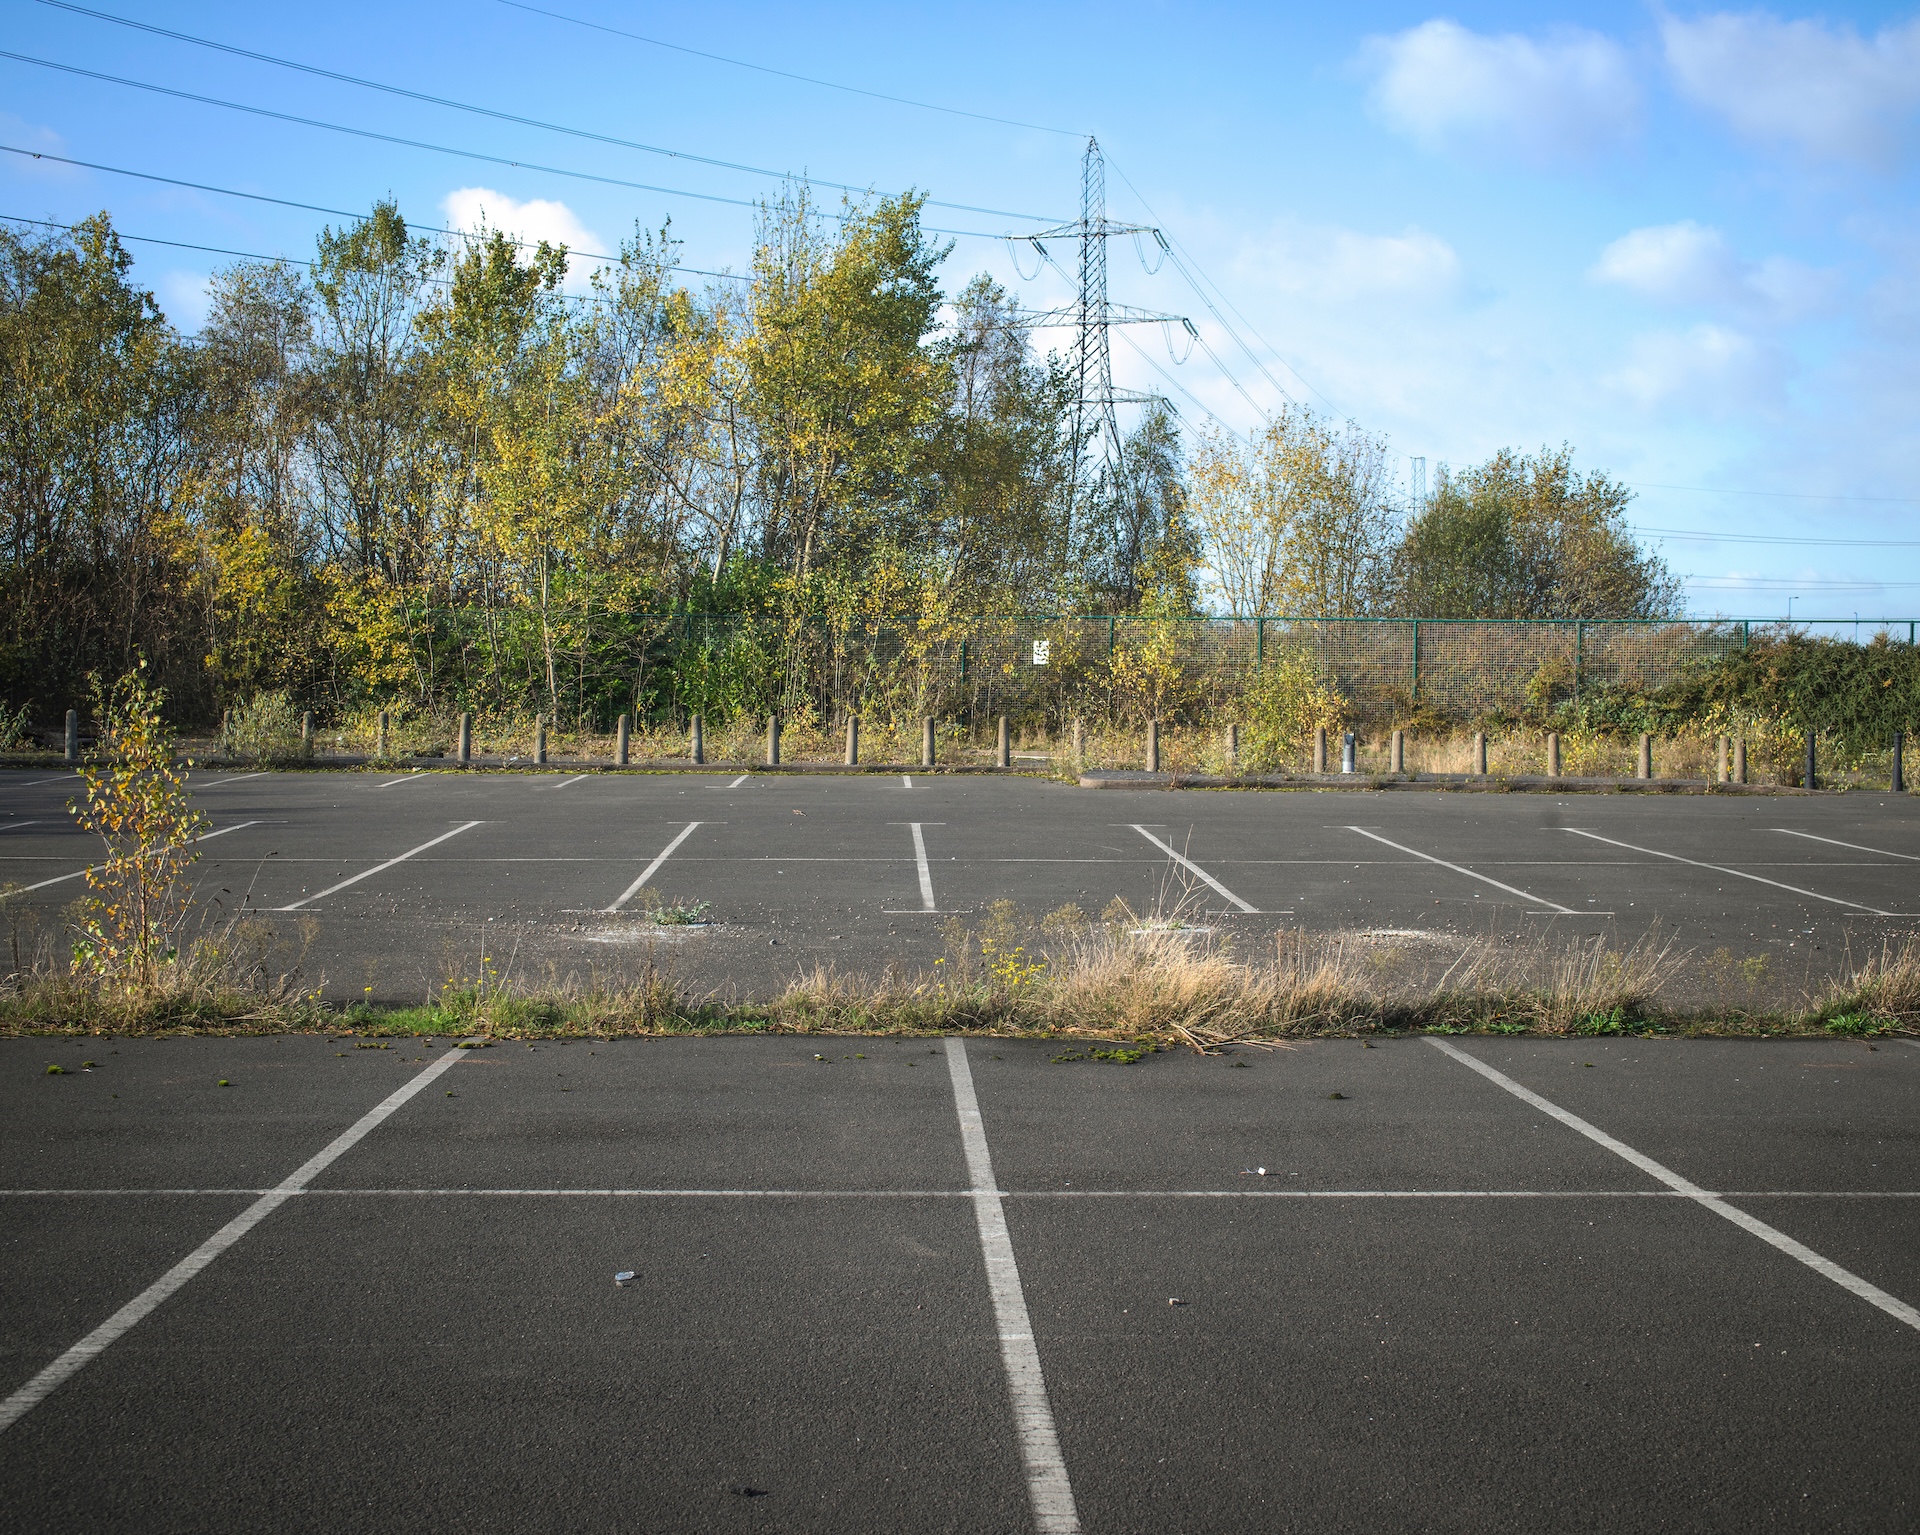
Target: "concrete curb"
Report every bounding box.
[1077,770,1840,795]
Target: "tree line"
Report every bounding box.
[0,193,1682,726]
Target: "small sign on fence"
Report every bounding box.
[1031,639,1051,666]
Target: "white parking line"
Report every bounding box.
[706,774,749,789]
[0,821,43,834]
[604,821,702,913]
[0,1043,474,1436]
[1563,828,1901,915]
[903,774,912,788]
[15,775,77,787]
[273,822,483,912]
[1427,1038,1920,1334]
[376,774,426,789]
[1,821,259,900]
[1347,827,1590,915]
[1129,825,1259,913]
[944,1039,1081,1534]
[1773,828,1920,862]
[908,822,939,910]
[200,772,269,788]
[536,774,591,791]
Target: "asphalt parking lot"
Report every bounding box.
[2,767,1917,1001]
[1,1031,1916,1532]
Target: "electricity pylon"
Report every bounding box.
[1009,137,1193,543]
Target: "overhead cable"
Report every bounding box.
[0,143,747,281]
[1629,483,1920,506]
[494,0,1085,140]
[0,51,1006,238]
[1631,523,1920,546]
[34,0,1062,223]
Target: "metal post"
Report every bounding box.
[1390,728,1404,775]
[535,716,547,766]
[1547,732,1561,778]
[690,714,704,765]
[64,708,78,764]
[922,717,934,769]
[616,713,630,767]
[457,713,472,766]
[1473,731,1487,776]
[1255,618,1264,669]
[1804,731,1816,791]
[377,710,390,759]
[1410,619,1420,703]
[1147,719,1159,773]
[1313,726,1327,775]
[997,715,1010,769]
[1636,734,1651,780]
[767,713,781,767]
[846,715,859,767]
[1733,736,1746,785]
[1341,731,1356,774]
[1894,731,1905,793]
[1573,623,1584,704]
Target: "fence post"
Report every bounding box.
[767,713,781,767]
[1255,618,1264,669]
[64,708,78,764]
[1804,731,1816,791]
[616,713,630,766]
[534,716,547,766]
[1547,732,1561,779]
[846,715,859,767]
[1733,736,1746,785]
[1410,619,1420,703]
[1636,733,1651,780]
[1473,731,1487,776]
[1147,719,1159,773]
[690,714,704,765]
[1313,726,1327,775]
[997,715,1010,769]
[1894,731,1906,793]
[457,712,471,765]
[1390,728,1404,775]
[1573,623,1584,704]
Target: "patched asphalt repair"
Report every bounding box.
[2,1031,1918,1532]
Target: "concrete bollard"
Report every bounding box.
[846,715,859,767]
[767,713,781,767]
[1733,736,1746,785]
[616,713,630,766]
[1313,726,1327,775]
[1636,734,1651,781]
[301,711,314,758]
[1473,731,1487,776]
[457,712,472,765]
[1804,731,1817,791]
[1072,718,1083,774]
[690,714,704,765]
[1341,731,1356,774]
[1547,731,1561,779]
[1146,719,1160,773]
[64,708,78,764]
[1226,722,1239,766]
[377,710,390,759]
[534,716,547,766]
[922,716,934,769]
[1717,735,1729,785]
[1894,731,1906,794]
[1389,729,1405,775]
[997,715,1010,769]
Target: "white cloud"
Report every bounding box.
[1590,221,1837,322]
[1358,19,1639,161]
[1661,11,1920,165]
[1600,322,1783,412]
[1241,224,1462,304]
[440,187,605,288]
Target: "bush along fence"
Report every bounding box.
[9,618,1918,785]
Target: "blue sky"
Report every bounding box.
[6,0,1919,620]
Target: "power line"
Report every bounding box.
[494,0,1085,140]
[2,209,316,268]
[0,51,1011,240]
[1633,523,1920,548]
[0,143,747,282]
[1629,481,1920,506]
[34,0,1062,224]
[1684,575,1920,589]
